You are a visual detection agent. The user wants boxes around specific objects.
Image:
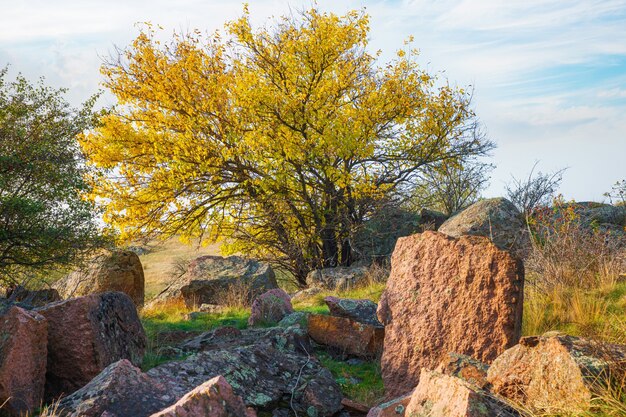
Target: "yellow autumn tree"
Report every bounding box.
[81,7,493,286]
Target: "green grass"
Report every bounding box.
[316,350,384,406]
[291,281,386,311]
[140,301,250,370]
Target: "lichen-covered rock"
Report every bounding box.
[151,255,277,308]
[180,325,310,355]
[352,206,423,263]
[439,197,529,257]
[5,285,61,307]
[150,375,255,417]
[436,353,489,389]
[55,250,145,305]
[35,292,146,400]
[324,296,382,327]
[378,231,524,397]
[56,359,174,417]
[366,392,412,417]
[306,266,369,290]
[0,306,47,416]
[405,369,519,417]
[147,341,342,416]
[278,312,310,329]
[487,333,626,414]
[248,288,293,327]
[562,202,626,227]
[308,314,384,358]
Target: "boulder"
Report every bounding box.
[248,288,293,327]
[147,341,342,416]
[306,266,369,290]
[290,287,322,303]
[565,201,626,226]
[378,231,524,397]
[35,292,146,400]
[418,208,448,230]
[439,197,529,257]
[436,353,489,389]
[352,206,422,263]
[56,359,174,417]
[0,306,47,416]
[324,296,382,326]
[405,369,519,417]
[152,255,277,308]
[150,375,255,417]
[308,314,384,358]
[55,250,145,305]
[277,312,310,329]
[5,285,61,307]
[366,392,412,417]
[487,333,626,414]
[179,325,310,356]
[342,398,370,415]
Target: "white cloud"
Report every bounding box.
[598,88,626,99]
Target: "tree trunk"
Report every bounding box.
[340,238,352,266]
[321,226,338,268]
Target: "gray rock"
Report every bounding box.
[56,359,174,417]
[567,202,626,226]
[147,340,342,416]
[306,266,369,290]
[151,255,277,308]
[324,296,382,327]
[290,287,322,303]
[351,206,423,263]
[278,312,310,329]
[180,325,310,355]
[439,197,530,257]
[418,208,449,230]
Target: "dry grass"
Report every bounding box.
[136,238,221,300]
[214,279,254,309]
[527,205,626,292]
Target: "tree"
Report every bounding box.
[505,162,566,217]
[604,180,626,205]
[81,8,494,286]
[0,69,105,284]
[411,159,493,216]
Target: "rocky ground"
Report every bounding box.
[1,198,625,417]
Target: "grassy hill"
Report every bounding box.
[136,238,221,300]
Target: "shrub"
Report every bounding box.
[526,200,626,292]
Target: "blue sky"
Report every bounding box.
[1,0,625,201]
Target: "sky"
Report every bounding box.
[1,0,625,201]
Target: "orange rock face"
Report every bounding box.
[366,392,412,417]
[307,314,384,358]
[0,306,48,416]
[150,375,255,417]
[378,231,524,397]
[487,333,626,414]
[405,369,519,417]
